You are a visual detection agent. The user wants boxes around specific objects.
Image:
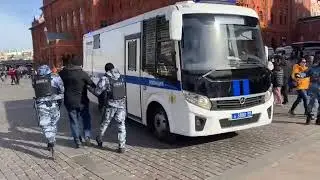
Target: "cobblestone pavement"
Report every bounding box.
[0,79,319,180]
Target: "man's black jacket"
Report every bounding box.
[59,65,96,110]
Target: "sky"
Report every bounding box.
[0,0,42,51]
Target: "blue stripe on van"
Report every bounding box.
[242,79,250,95]
[232,80,241,96]
[124,75,181,91]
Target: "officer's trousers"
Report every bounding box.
[36,101,60,143]
[99,106,126,148]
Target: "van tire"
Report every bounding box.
[152,107,176,143]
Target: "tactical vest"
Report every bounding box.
[109,76,126,100]
[101,76,125,103]
[33,75,57,98]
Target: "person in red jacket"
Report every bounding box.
[8,67,16,85]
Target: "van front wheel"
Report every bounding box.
[153,107,176,143]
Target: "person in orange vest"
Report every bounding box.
[289,58,310,115]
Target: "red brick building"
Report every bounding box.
[31,0,98,67]
[294,0,320,42]
[31,0,314,67]
[296,16,320,42]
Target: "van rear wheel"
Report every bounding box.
[152,107,176,143]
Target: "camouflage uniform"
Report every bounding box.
[95,68,126,149]
[34,66,64,143]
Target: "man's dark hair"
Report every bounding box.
[105,63,114,72]
[70,55,82,66]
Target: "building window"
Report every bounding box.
[128,40,137,71]
[93,34,100,49]
[67,13,71,30]
[73,11,78,27]
[279,14,283,25]
[284,15,287,25]
[80,8,84,25]
[61,16,65,32]
[56,18,60,32]
[271,13,274,24]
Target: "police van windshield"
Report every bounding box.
[181,14,266,72]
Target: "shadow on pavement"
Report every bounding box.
[88,100,238,149]
[2,98,239,159]
[272,120,307,125]
[2,99,74,159]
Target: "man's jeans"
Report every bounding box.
[307,88,320,118]
[291,89,308,113]
[67,104,91,142]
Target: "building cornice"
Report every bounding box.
[40,0,58,10]
[29,21,45,30]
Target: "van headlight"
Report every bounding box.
[183,91,212,110]
[264,85,273,102]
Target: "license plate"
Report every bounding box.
[231,111,253,120]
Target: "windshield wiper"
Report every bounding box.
[197,68,216,81]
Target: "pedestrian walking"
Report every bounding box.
[306,56,320,121]
[0,71,5,82]
[289,58,310,115]
[8,67,16,85]
[15,67,21,85]
[59,55,96,148]
[280,57,290,104]
[272,58,284,105]
[33,65,64,159]
[300,60,320,125]
[95,63,127,153]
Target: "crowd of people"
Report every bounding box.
[0,66,33,84]
[32,55,127,159]
[269,54,320,125]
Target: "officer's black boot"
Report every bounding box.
[117,147,125,154]
[47,143,55,160]
[96,136,103,148]
[306,115,312,125]
[74,138,81,149]
[316,116,320,125]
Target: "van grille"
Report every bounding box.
[211,95,264,110]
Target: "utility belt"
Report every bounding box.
[34,98,61,107]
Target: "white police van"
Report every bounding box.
[83,0,274,141]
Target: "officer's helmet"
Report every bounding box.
[37,65,51,76]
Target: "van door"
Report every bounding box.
[125,34,142,121]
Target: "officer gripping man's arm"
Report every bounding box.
[95,63,127,153]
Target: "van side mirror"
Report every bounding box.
[169,10,182,41]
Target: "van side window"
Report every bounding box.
[93,34,100,49]
[142,16,177,81]
[128,40,137,71]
